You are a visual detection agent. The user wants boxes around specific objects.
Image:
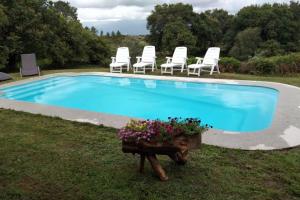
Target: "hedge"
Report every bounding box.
[219,53,300,75]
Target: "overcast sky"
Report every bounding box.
[63,0,289,35]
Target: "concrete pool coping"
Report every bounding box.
[0,72,300,150]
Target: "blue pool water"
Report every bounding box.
[0,75,279,132]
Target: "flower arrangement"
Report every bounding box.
[118,117,211,144]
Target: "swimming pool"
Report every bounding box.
[0,75,279,132]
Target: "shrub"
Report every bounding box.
[187,57,198,65]
[269,53,300,74]
[238,62,255,74]
[236,52,300,75]
[248,57,276,75]
[37,58,53,69]
[219,57,241,72]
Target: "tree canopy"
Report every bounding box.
[0,0,110,71]
[1,0,299,71]
[147,1,300,60]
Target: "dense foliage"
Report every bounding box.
[1,0,300,74]
[102,35,148,62]
[147,2,300,60]
[219,52,300,75]
[0,0,110,71]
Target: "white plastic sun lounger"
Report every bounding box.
[161,47,187,75]
[187,47,220,76]
[110,47,131,73]
[133,46,156,74]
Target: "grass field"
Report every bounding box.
[0,68,300,200]
[4,66,300,87]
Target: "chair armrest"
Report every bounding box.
[111,57,116,63]
[214,58,220,64]
[196,57,204,64]
[136,56,142,63]
[166,57,172,63]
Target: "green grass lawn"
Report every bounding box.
[0,68,300,199]
[0,110,299,200]
[3,66,300,87]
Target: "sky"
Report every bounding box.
[63,0,290,35]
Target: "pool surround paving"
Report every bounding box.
[0,72,300,150]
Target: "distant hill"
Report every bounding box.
[82,19,149,36]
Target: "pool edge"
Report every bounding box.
[1,72,300,150]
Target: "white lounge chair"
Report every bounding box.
[110,47,131,73]
[187,47,220,76]
[133,46,156,74]
[161,47,187,75]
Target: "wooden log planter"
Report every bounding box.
[122,134,202,181]
[118,118,209,181]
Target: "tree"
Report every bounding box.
[90,26,98,34]
[116,30,122,37]
[53,1,77,20]
[204,9,234,53]
[111,31,115,37]
[256,40,284,57]
[191,13,223,55]
[147,3,195,51]
[204,9,233,35]
[119,36,148,59]
[0,0,110,70]
[147,2,300,59]
[229,27,262,60]
[0,4,9,68]
[161,20,196,54]
[232,2,300,53]
[147,4,232,55]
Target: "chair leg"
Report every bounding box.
[128,62,131,71]
[210,66,214,75]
